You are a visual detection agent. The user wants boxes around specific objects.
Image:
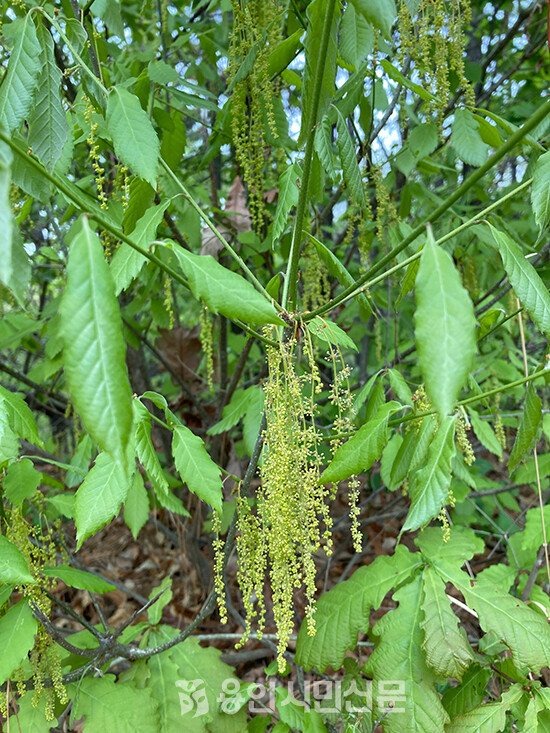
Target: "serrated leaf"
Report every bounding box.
[339,4,374,67]
[307,315,358,352]
[416,526,485,568]
[295,546,419,671]
[320,401,400,484]
[42,564,116,593]
[0,384,42,448]
[445,684,524,733]
[314,115,336,181]
[74,452,130,549]
[27,23,68,171]
[60,217,133,468]
[351,0,396,39]
[148,577,172,625]
[71,675,159,732]
[300,0,338,144]
[365,576,450,732]
[468,408,503,459]
[0,14,41,133]
[380,59,437,102]
[508,385,542,473]
[388,368,413,405]
[134,400,169,494]
[0,601,38,685]
[169,410,222,512]
[532,150,550,231]
[414,228,476,418]
[0,142,29,307]
[0,535,35,584]
[451,109,489,167]
[420,567,474,680]
[335,107,366,209]
[4,457,41,507]
[272,163,301,244]
[170,247,284,326]
[403,415,456,533]
[207,386,260,436]
[106,86,159,187]
[441,665,492,719]
[123,471,149,539]
[488,224,550,338]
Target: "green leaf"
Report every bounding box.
[365,575,450,732]
[445,684,524,733]
[272,163,301,244]
[420,566,474,680]
[123,471,149,539]
[42,564,116,593]
[4,458,42,507]
[295,546,420,671]
[169,410,223,512]
[441,665,492,719]
[414,228,476,418]
[300,0,338,144]
[60,217,133,468]
[380,59,437,102]
[267,29,303,77]
[335,107,366,209]
[111,200,170,295]
[488,224,550,338]
[402,415,456,533]
[0,14,41,133]
[170,247,284,326]
[0,384,42,448]
[532,150,550,231]
[106,86,160,187]
[147,576,172,625]
[508,385,542,474]
[71,675,160,732]
[207,386,261,436]
[0,601,38,684]
[451,109,489,167]
[0,142,29,307]
[314,115,336,181]
[320,401,400,484]
[306,315,358,352]
[351,0,396,40]
[468,408,503,459]
[134,400,169,494]
[74,452,130,549]
[0,535,35,584]
[27,23,68,172]
[339,4,374,67]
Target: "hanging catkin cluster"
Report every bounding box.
[227,0,282,231]
[398,0,474,127]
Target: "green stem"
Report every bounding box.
[282,0,337,311]
[307,92,550,317]
[159,159,275,304]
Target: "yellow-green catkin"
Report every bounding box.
[163,275,175,329]
[84,95,108,210]
[6,509,68,719]
[199,304,214,392]
[227,0,283,231]
[456,413,475,465]
[302,242,330,313]
[212,509,228,625]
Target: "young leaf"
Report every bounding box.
[70,676,160,731]
[420,566,474,680]
[110,200,170,295]
[272,163,301,244]
[531,149,550,231]
[0,535,35,584]
[300,0,338,144]
[170,247,285,326]
[169,410,223,512]
[335,107,367,209]
[508,385,542,474]
[488,224,550,338]
[0,384,42,448]
[0,142,29,307]
[380,59,436,102]
[207,386,261,436]
[451,109,489,167]
[414,228,476,418]
[314,115,336,181]
[295,546,419,671]
[351,0,396,40]
[445,684,524,733]
[123,471,149,540]
[0,14,41,133]
[60,217,133,468]
[402,415,457,534]
[27,23,68,172]
[319,401,401,484]
[74,452,130,549]
[468,408,503,459]
[0,601,38,685]
[42,565,116,593]
[106,86,160,187]
[133,400,169,494]
[307,315,358,352]
[365,575,450,732]
[4,458,42,507]
[441,665,492,719]
[339,4,374,68]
